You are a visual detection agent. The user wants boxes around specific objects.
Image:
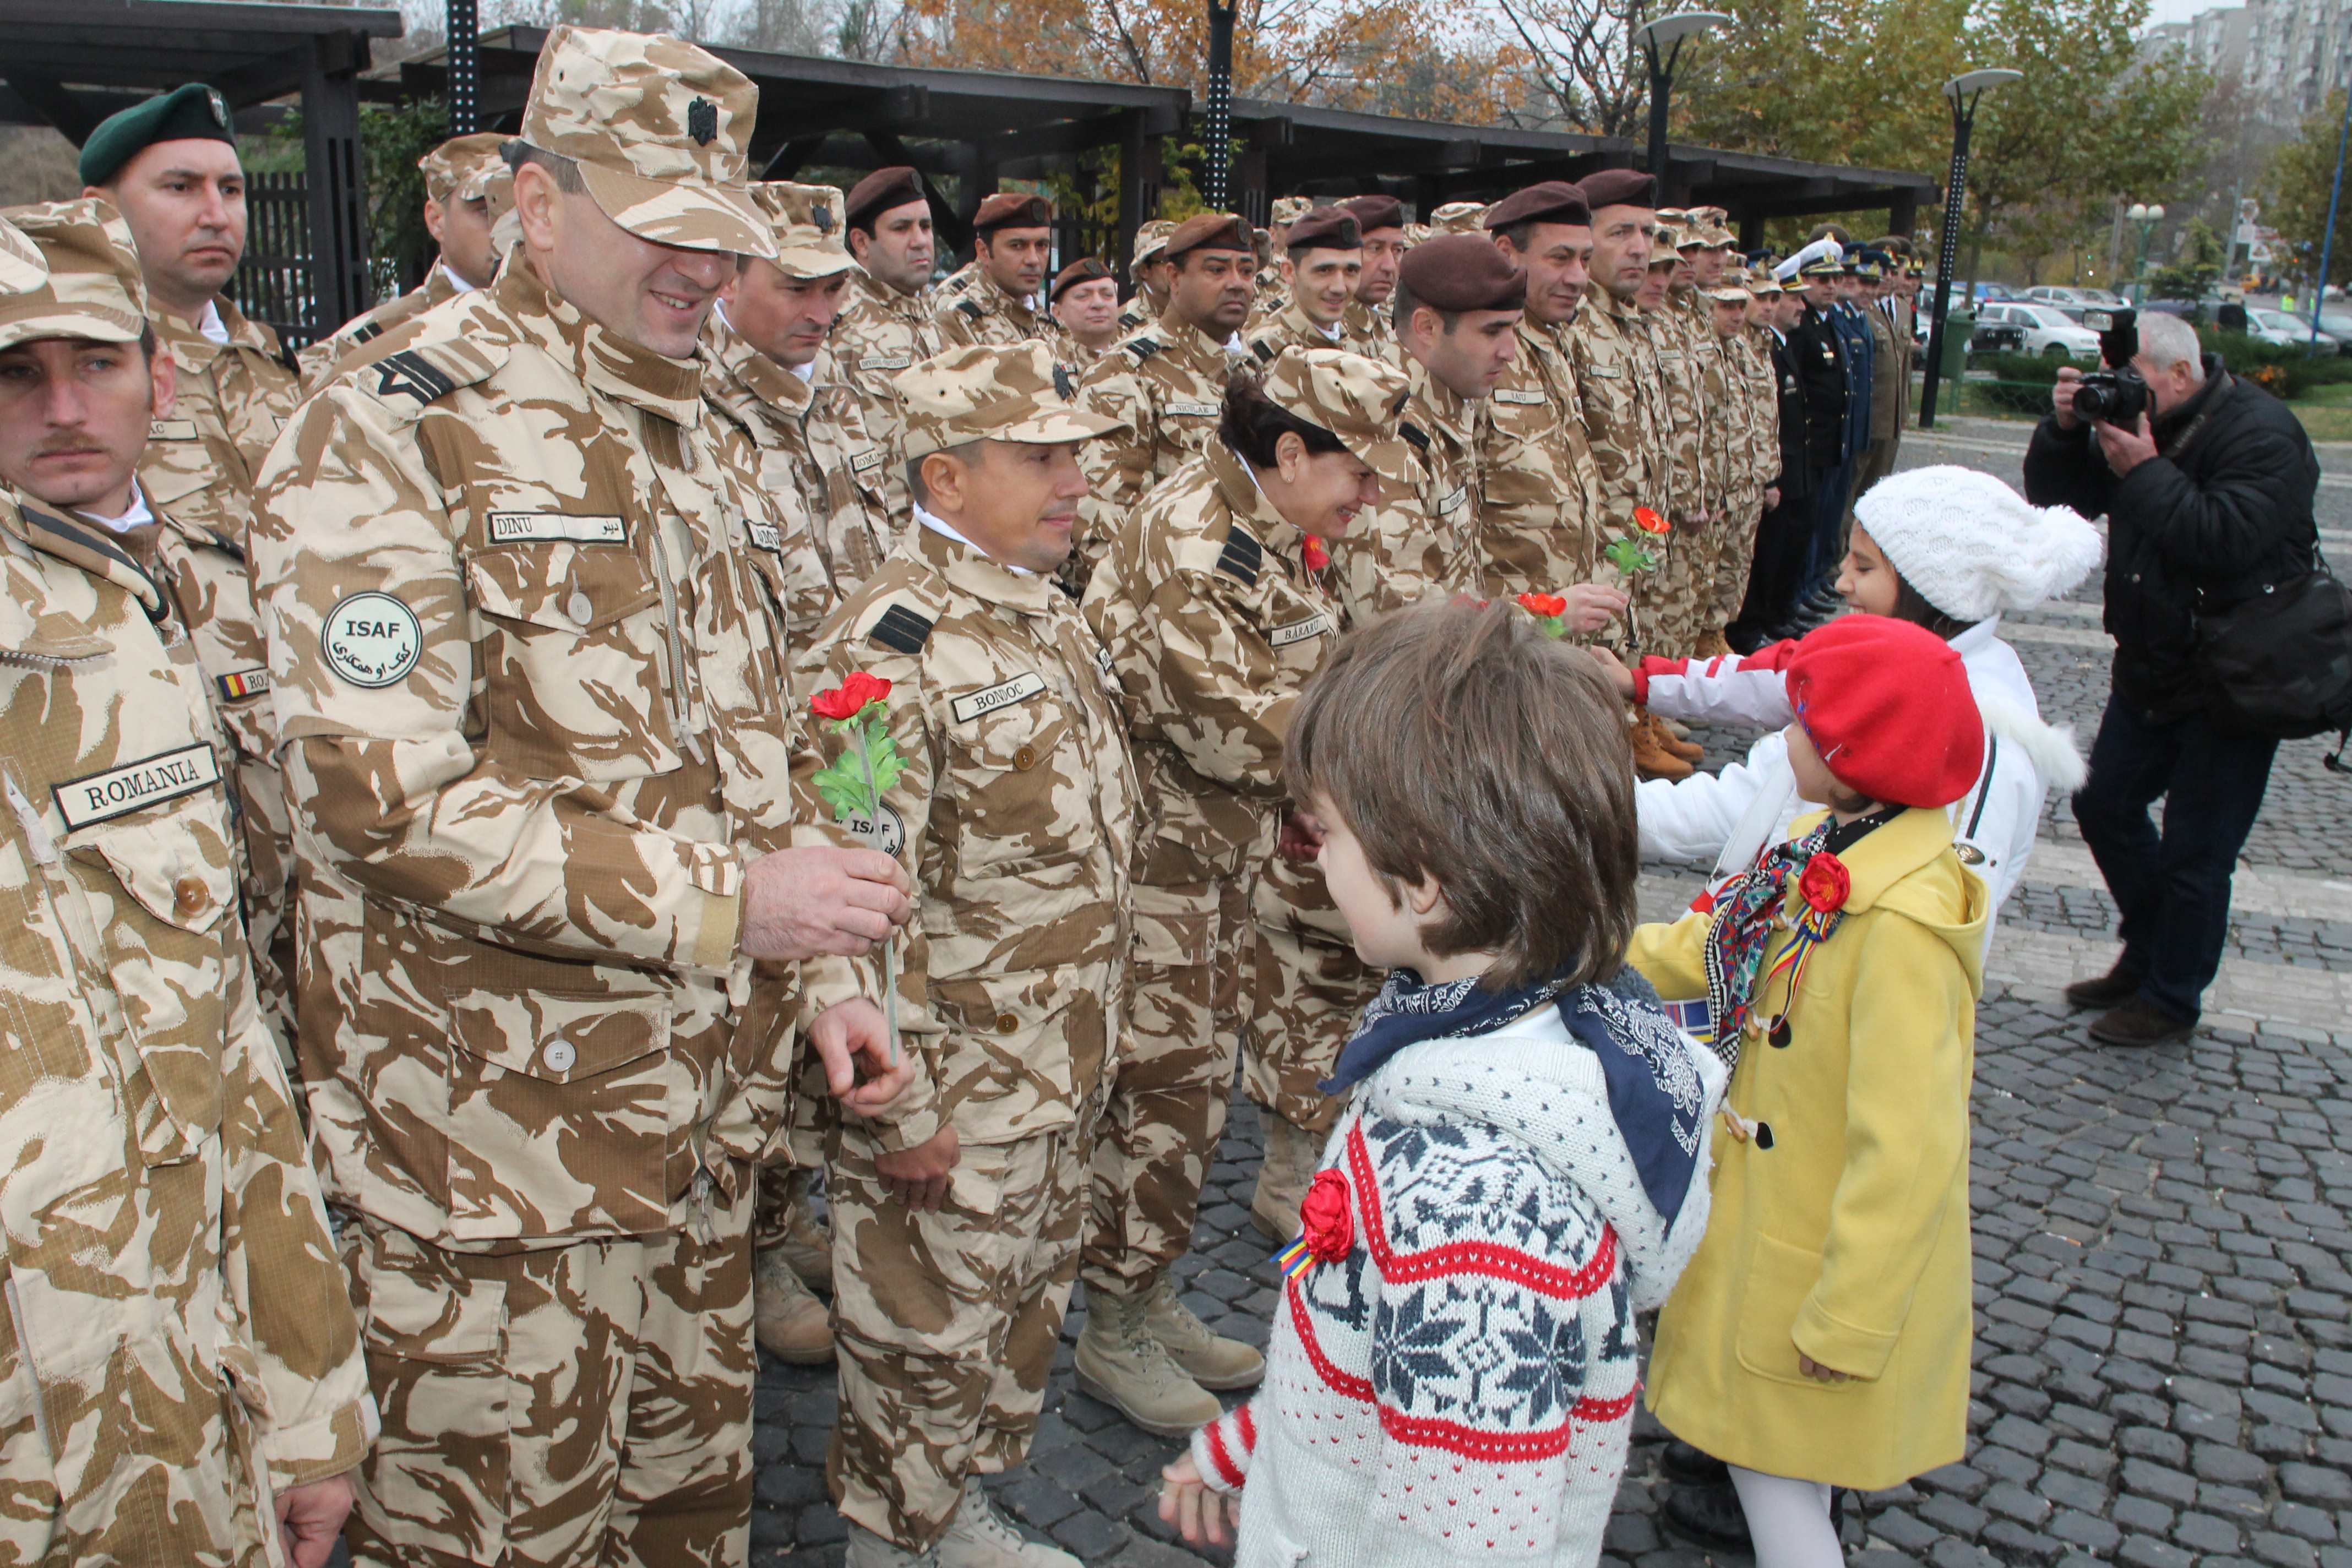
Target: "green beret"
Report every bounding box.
[79,84,237,188]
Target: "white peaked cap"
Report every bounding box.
[1853,465,2105,624]
[1774,236,1841,282]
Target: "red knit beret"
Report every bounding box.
[1576,168,1658,212]
[973,192,1053,232]
[1342,194,1406,233]
[845,166,927,230]
[1783,616,1984,809]
[1398,233,1527,313]
[1485,181,1591,232]
[1164,211,1253,260]
[1284,206,1362,253]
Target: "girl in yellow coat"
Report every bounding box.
[1627,616,2075,1568]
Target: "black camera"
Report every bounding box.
[2072,307,2151,426]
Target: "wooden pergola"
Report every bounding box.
[0,0,403,344]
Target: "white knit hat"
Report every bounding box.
[1853,465,2104,623]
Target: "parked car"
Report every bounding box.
[1968,315,2027,354]
[2248,308,2343,352]
[1972,282,2021,303]
[1981,302,2101,358]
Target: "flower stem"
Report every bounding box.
[850,717,899,1067]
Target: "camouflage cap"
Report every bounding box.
[518,24,774,259]
[419,131,509,205]
[1271,196,1312,226]
[0,218,46,296]
[1704,280,1753,304]
[1429,201,1490,236]
[1260,346,1417,493]
[1131,219,1177,273]
[1403,224,1432,247]
[1690,205,1736,247]
[1747,267,1784,296]
[486,166,520,256]
[0,198,146,351]
[747,181,854,277]
[895,341,1128,461]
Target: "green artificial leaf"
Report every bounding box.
[813,758,877,821]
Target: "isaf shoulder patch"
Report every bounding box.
[323,590,423,688]
[869,602,936,655]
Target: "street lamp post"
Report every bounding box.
[2126,203,2165,304]
[1204,2,1238,212]
[1631,11,1732,183]
[2308,77,2352,352]
[1918,67,2023,429]
[446,0,478,137]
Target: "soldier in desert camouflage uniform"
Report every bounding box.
[74,89,309,1048]
[1478,182,1618,628]
[835,166,944,519]
[1072,213,1256,579]
[791,340,1135,1568]
[1117,219,1176,335]
[298,132,508,390]
[1249,196,1310,317]
[1338,193,1407,366]
[708,179,894,651]
[1242,205,1360,365]
[1640,221,1712,661]
[1075,348,1416,1433]
[1701,267,1777,650]
[702,177,901,1368]
[251,29,916,1566]
[930,192,1064,351]
[0,211,375,1568]
[1049,257,1121,362]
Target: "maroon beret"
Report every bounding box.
[1342,193,1407,234]
[973,192,1053,233]
[1575,168,1658,212]
[845,166,927,231]
[1050,256,1114,302]
[1484,181,1592,232]
[1164,211,1254,260]
[1398,233,1527,313]
[1283,206,1362,253]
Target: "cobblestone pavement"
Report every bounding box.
[745,421,2352,1566]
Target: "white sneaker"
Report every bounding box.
[934,1481,1081,1567]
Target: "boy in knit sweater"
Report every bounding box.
[1158,600,1725,1566]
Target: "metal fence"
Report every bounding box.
[231,171,322,350]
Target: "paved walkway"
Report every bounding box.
[748,431,2352,1567]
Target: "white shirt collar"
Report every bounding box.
[80,480,153,534]
[196,301,230,346]
[914,501,1036,576]
[438,261,480,296]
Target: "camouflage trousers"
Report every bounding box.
[1635,529,1711,660]
[1244,853,1380,1136]
[1082,876,1249,1297]
[342,1194,755,1568]
[826,1124,1086,1550]
[1709,497,1764,629]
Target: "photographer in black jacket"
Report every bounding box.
[2023,308,2320,1047]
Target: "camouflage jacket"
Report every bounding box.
[0,490,373,1558]
[832,267,942,518]
[1678,291,1739,511]
[251,259,807,1250]
[1115,288,1165,336]
[793,521,1139,1151]
[1479,317,1604,598]
[1340,297,1402,367]
[296,263,469,394]
[1081,443,1338,890]
[140,298,298,556]
[1567,284,1672,536]
[104,496,297,1058]
[1243,295,1346,369]
[1333,358,1482,623]
[1740,327,1783,491]
[1075,312,1239,568]
[704,324,895,652]
[928,260,1062,352]
[1645,302,1708,519]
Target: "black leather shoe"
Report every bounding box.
[2087,996,2196,1047]
[1660,1440,1729,1486]
[1660,1481,1750,1553]
[2063,964,2141,1011]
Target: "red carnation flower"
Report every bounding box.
[811,672,892,722]
[1518,591,1568,618]
[1302,536,1331,572]
[1633,505,1670,535]
[1798,851,1851,914]
[1298,1169,1353,1262]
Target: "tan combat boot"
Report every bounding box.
[846,1525,938,1567]
[1073,1286,1222,1438]
[1140,1267,1265,1390]
[1249,1111,1322,1242]
[935,1478,1080,1567]
[752,1243,834,1364]
[1648,709,1707,763]
[1631,711,1696,781]
[1693,627,1735,660]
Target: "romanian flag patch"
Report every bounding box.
[217,667,271,700]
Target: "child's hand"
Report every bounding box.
[1159,1452,1237,1546]
[1586,645,1637,700]
[1798,1352,1850,1383]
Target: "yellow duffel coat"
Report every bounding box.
[1628,804,1989,1490]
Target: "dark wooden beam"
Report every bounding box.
[761,136,829,181]
[865,129,970,255]
[759,83,928,149]
[0,72,103,143]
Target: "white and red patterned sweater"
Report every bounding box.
[1190,1000,1723,1567]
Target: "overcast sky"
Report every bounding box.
[2140,0,2226,28]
